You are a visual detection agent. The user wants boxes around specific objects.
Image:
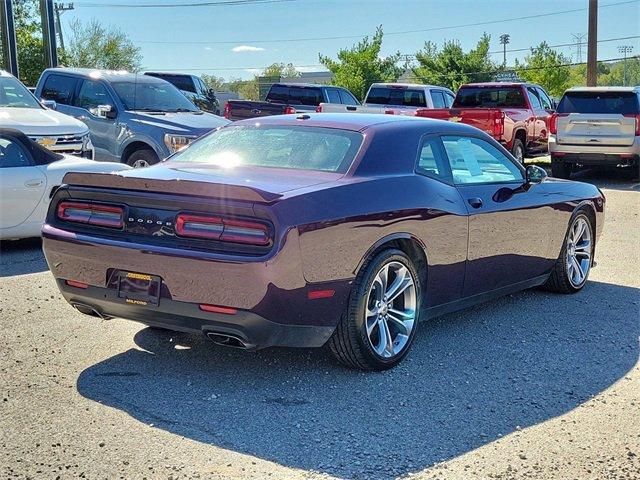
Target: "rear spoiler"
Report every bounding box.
[62,172,283,203]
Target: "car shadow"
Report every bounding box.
[0,238,49,277]
[76,280,639,479]
[571,167,639,192]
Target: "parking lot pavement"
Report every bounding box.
[1,171,638,480]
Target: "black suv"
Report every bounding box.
[145,72,221,116]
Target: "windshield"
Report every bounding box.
[557,91,639,115]
[111,79,198,112]
[453,87,526,108]
[366,87,427,107]
[169,125,363,173]
[0,76,42,109]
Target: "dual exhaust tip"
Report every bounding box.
[71,303,251,350]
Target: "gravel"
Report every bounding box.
[1,169,638,480]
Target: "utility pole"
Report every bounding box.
[587,0,598,86]
[618,45,633,86]
[0,0,19,77]
[40,0,58,68]
[499,34,510,67]
[54,2,74,50]
[572,33,586,63]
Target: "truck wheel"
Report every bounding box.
[551,157,571,179]
[127,148,159,168]
[511,138,525,164]
[328,249,422,371]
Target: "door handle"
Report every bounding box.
[467,197,483,208]
[25,179,44,188]
[346,106,357,111]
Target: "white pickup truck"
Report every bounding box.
[316,83,455,115]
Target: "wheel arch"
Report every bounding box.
[120,140,161,164]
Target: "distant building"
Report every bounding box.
[282,71,334,85]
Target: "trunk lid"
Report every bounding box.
[556,113,636,146]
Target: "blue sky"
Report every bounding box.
[64,0,639,79]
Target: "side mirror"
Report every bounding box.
[208,88,217,98]
[90,104,116,119]
[41,99,57,110]
[526,165,548,184]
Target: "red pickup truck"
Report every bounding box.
[416,82,555,162]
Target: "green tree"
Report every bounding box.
[598,56,640,86]
[412,34,497,91]
[319,26,402,101]
[10,0,46,86]
[65,19,142,71]
[201,74,226,91]
[515,42,571,97]
[261,62,300,79]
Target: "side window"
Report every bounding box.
[430,91,446,108]
[74,80,111,110]
[268,85,289,103]
[0,137,32,168]
[326,88,341,103]
[444,92,455,107]
[41,75,78,105]
[339,89,359,106]
[526,87,542,109]
[416,137,451,182]
[441,136,523,185]
[536,87,553,109]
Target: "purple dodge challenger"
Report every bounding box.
[43,114,605,370]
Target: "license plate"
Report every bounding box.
[117,271,161,306]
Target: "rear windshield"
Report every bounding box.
[366,87,427,107]
[557,91,639,115]
[148,74,195,93]
[168,125,363,173]
[267,86,324,106]
[453,87,526,108]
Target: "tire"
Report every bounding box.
[328,249,422,371]
[545,212,593,294]
[511,138,525,164]
[126,148,159,168]
[551,157,571,179]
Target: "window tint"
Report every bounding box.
[557,91,640,115]
[0,137,31,168]
[170,125,363,174]
[453,87,526,108]
[288,87,323,106]
[526,87,542,109]
[416,138,450,182]
[41,74,78,105]
[151,74,195,93]
[267,85,289,103]
[535,87,553,109]
[444,91,455,107]
[442,136,523,185]
[366,87,427,107]
[111,80,198,112]
[339,89,359,105]
[430,91,446,108]
[75,80,111,110]
[326,88,341,103]
[0,76,41,109]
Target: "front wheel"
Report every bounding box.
[328,249,422,371]
[127,148,159,168]
[545,212,593,294]
[511,138,525,164]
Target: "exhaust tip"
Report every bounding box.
[205,331,249,349]
[71,302,105,320]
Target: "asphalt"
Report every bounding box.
[1,167,638,480]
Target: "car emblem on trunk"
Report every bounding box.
[251,109,262,115]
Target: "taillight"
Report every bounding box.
[284,106,296,115]
[175,213,270,245]
[384,110,395,115]
[57,201,124,228]
[492,110,505,138]
[624,113,640,136]
[315,105,323,113]
[549,113,568,135]
[223,102,231,119]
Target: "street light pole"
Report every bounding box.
[499,34,510,67]
[617,45,633,86]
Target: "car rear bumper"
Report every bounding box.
[550,152,639,166]
[549,135,640,165]
[42,224,352,348]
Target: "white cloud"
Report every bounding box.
[232,45,266,53]
[295,65,326,73]
[244,68,262,75]
[204,47,212,51]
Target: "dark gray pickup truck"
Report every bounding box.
[223,83,359,121]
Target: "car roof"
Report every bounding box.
[271,82,332,89]
[42,68,166,84]
[369,82,449,90]
[566,86,640,93]
[233,112,477,134]
[460,82,530,87]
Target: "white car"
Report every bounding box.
[0,70,94,158]
[0,128,130,240]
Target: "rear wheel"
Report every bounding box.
[328,249,422,371]
[511,138,525,164]
[546,212,593,294]
[551,157,571,179]
[127,148,159,168]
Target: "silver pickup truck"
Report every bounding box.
[317,83,455,115]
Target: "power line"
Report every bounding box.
[572,33,587,63]
[124,0,638,44]
[77,0,296,7]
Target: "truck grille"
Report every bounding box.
[30,134,86,156]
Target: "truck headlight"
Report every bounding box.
[164,134,197,153]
